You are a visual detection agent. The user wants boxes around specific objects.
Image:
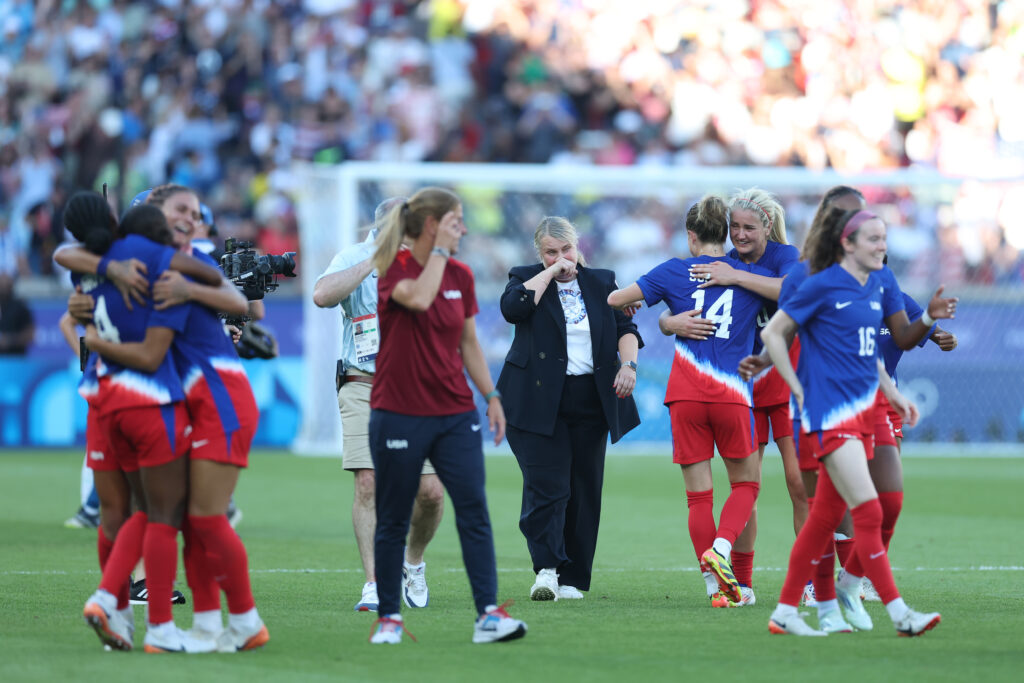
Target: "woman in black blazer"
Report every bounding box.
[496,216,642,601]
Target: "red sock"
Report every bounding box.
[779,469,847,606]
[717,481,760,544]
[143,522,180,625]
[731,551,754,587]
[878,491,903,550]
[834,537,855,567]
[99,512,147,609]
[189,514,255,615]
[850,499,900,604]
[183,517,221,612]
[686,489,715,562]
[97,527,113,570]
[812,543,837,602]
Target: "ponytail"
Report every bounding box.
[806,207,863,274]
[373,187,460,276]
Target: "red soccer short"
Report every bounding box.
[85,407,116,472]
[754,402,794,445]
[887,406,904,442]
[99,403,190,472]
[873,390,898,448]
[808,407,875,462]
[669,400,756,465]
[186,374,259,468]
[794,419,821,472]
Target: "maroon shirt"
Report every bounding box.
[371,249,479,416]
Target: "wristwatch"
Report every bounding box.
[622,360,638,371]
[431,246,451,259]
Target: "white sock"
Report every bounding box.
[228,607,260,632]
[147,619,175,631]
[404,560,425,570]
[833,532,851,541]
[712,538,733,558]
[816,599,839,619]
[193,609,222,633]
[885,597,909,623]
[702,571,719,596]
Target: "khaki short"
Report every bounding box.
[337,381,435,475]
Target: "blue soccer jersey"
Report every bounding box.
[637,255,768,406]
[878,292,932,384]
[729,241,800,354]
[155,248,249,434]
[781,263,904,432]
[90,235,184,415]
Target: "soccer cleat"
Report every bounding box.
[217,620,270,652]
[530,568,559,602]
[129,579,186,606]
[836,581,873,631]
[402,562,429,608]
[710,591,731,608]
[701,548,741,603]
[818,609,854,634]
[354,581,379,612]
[557,585,584,600]
[769,611,828,636]
[732,585,756,607]
[183,627,221,653]
[836,568,866,599]
[143,622,187,653]
[895,608,941,637]
[83,591,133,651]
[862,576,881,602]
[65,506,99,529]
[801,582,817,607]
[472,601,527,643]
[369,614,412,644]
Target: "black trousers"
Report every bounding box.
[507,374,608,591]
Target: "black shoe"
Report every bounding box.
[129,579,187,605]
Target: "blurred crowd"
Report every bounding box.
[1,0,1023,298]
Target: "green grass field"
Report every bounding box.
[1,450,1022,682]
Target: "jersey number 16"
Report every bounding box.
[858,326,876,356]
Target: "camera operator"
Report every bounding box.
[312,197,444,612]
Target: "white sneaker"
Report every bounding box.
[472,602,527,643]
[801,582,817,606]
[557,585,584,600]
[836,581,873,631]
[402,562,429,608]
[354,581,379,612]
[818,608,854,634]
[530,568,559,602]
[216,619,270,652]
[862,576,881,602]
[143,622,187,653]
[894,608,941,637]
[769,610,827,636]
[369,614,406,644]
[82,591,133,651]
[734,585,756,607]
[182,627,221,654]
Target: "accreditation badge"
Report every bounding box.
[353,313,380,363]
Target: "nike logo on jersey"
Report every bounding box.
[192,439,210,449]
[471,424,481,432]
[869,550,886,560]
[386,439,409,449]
[835,301,852,309]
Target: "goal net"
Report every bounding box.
[292,161,1024,456]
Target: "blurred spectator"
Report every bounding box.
[0,272,34,354]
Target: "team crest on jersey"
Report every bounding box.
[557,285,587,325]
[870,301,881,310]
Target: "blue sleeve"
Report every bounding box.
[781,273,825,327]
[879,267,905,318]
[902,293,933,348]
[771,244,800,277]
[193,249,220,268]
[778,262,807,307]
[636,261,673,307]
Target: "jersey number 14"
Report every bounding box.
[691,289,733,339]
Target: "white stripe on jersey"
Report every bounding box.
[211,357,246,375]
[183,366,204,394]
[109,372,173,405]
[674,341,753,406]
[816,385,878,432]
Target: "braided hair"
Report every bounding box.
[63,191,117,255]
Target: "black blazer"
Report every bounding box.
[496,264,643,443]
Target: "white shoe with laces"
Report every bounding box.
[369,614,407,644]
[143,622,188,653]
[557,585,584,600]
[894,608,941,637]
[402,561,429,608]
[818,608,854,634]
[354,581,379,612]
[82,590,133,651]
[217,617,270,652]
[530,568,559,601]
[472,601,527,643]
[801,582,817,607]
[862,576,881,602]
[183,626,221,653]
[836,581,873,631]
[768,609,828,636]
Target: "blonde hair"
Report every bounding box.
[373,187,461,276]
[685,194,730,245]
[729,187,787,244]
[533,216,587,266]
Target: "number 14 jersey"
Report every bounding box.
[637,256,769,407]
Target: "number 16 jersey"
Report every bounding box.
[636,256,769,407]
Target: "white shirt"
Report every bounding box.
[556,279,593,375]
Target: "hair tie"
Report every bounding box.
[401,201,410,212]
[735,199,772,229]
[841,210,877,241]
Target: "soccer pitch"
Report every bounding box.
[1,450,1022,682]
